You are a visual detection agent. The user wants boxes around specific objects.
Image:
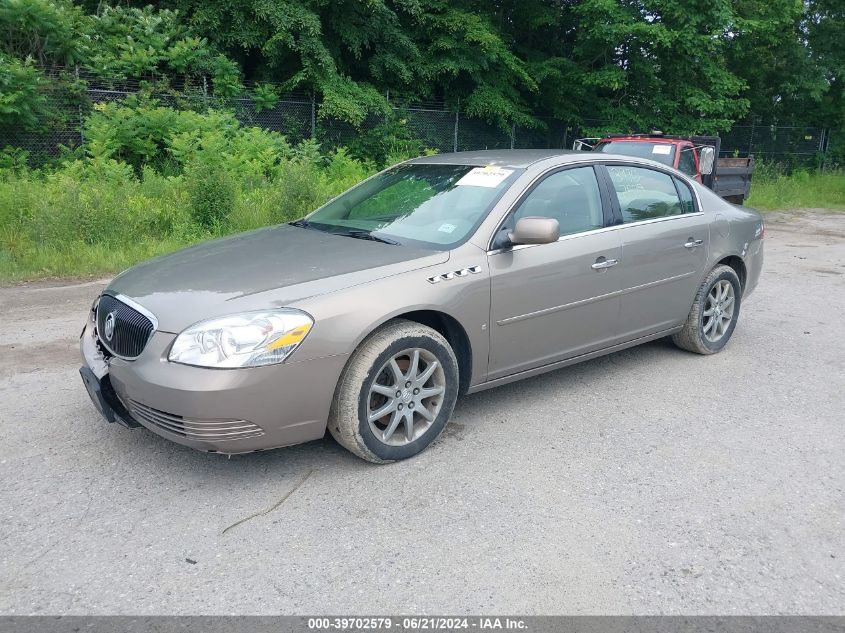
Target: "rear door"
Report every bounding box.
[486,165,623,380]
[601,164,709,341]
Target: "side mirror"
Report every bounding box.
[699,146,715,175]
[509,217,560,246]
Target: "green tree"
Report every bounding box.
[0,0,89,69]
[498,0,750,133]
[169,0,538,127]
[88,5,217,83]
[726,0,825,124]
[805,0,845,129]
[1,0,843,151]
[0,55,48,130]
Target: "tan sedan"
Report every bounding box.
[80,150,764,462]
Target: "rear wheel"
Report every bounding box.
[329,320,459,463]
[672,265,742,355]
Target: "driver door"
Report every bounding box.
[487,166,623,380]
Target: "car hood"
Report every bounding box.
[107,224,449,333]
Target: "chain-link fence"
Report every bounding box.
[0,72,838,170]
[718,123,831,168]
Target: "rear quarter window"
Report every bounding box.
[674,177,697,213]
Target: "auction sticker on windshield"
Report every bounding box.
[652,145,672,155]
[457,166,514,187]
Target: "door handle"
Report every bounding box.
[591,258,619,270]
[684,239,704,249]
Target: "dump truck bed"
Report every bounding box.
[712,156,754,204]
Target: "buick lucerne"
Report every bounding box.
[80,150,764,462]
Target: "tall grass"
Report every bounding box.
[746,169,845,210]
[0,153,374,282]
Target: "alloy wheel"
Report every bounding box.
[702,279,735,343]
[366,348,446,446]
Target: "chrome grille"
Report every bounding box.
[128,400,265,442]
[96,294,155,359]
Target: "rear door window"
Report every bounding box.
[606,166,683,222]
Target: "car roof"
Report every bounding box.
[408,149,582,169]
[406,149,680,173]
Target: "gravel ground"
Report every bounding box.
[0,210,843,615]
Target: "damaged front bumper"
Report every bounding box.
[79,312,347,454]
[79,312,140,429]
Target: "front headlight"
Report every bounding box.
[169,309,313,368]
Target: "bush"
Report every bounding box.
[252,83,280,112]
[87,5,218,83]
[187,162,236,228]
[84,99,297,178]
[0,145,29,172]
[0,55,48,130]
[346,113,428,167]
[0,108,378,281]
[169,124,293,181]
[0,100,423,282]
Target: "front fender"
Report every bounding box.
[288,250,492,387]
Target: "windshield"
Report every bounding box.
[594,141,676,167]
[299,163,522,250]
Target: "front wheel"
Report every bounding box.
[672,265,742,355]
[328,320,459,463]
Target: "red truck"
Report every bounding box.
[574,133,754,205]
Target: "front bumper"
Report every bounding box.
[80,320,348,454]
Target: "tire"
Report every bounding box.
[672,265,742,355]
[328,319,460,463]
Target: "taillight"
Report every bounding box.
[756,224,765,240]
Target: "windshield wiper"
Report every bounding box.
[291,221,399,245]
[335,229,400,245]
